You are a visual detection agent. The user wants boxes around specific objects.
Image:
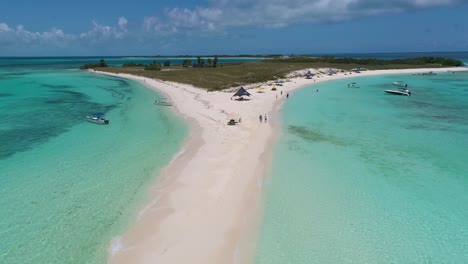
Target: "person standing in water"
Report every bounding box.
[286,93,289,99]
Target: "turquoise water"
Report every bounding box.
[0,62,186,263]
[256,72,468,263]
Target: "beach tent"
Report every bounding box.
[305,71,314,79]
[232,87,252,99]
[327,69,336,75]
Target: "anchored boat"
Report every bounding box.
[86,112,109,124]
[154,99,173,106]
[393,81,408,88]
[385,88,411,96]
[347,82,360,88]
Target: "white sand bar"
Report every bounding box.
[95,67,467,264]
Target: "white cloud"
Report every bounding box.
[0,22,75,47]
[118,17,128,31]
[80,17,129,40]
[149,0,468,32]
[0,17,130,54]
[143,16,165,32]
[0,23,11,32]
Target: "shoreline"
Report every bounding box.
[93,66,467,264]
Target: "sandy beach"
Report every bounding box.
[94,66,467,264]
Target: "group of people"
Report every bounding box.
[280,91,290,98]
[259,91,293,123]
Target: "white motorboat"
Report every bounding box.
[154,99,173,106]
[385,88,411,96]
[393,81,408,87]
[86,113,109,124]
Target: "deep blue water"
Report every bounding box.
[318,51,468,63]
[0,56,265,70]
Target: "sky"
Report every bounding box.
[1,0,468,56]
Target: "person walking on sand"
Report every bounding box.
[259,114,263,123]
[264,114,268,123]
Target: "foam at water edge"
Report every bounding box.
[137,194,161,220]
[109,236,123,256]
[168,146,186,165]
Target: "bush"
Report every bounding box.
[80,59,108,69]
[144,62,162,71]
[122,62,145,67]
[182,59,193,68]
[163,60,171,67]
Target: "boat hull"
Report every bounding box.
[385,90,410,96]
[347,83,360,88]
[86,116,109,124]
[155,100,173,106]
[393,82,408,87]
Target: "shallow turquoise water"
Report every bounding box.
[0,64,186,263]
[256,72,468,263]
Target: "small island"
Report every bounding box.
[84,56,464,91]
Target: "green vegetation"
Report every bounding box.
[122,62,145,67]
[96,56,464,91]
[144,61,162,71]
[80,59,108,69]
[182,59,192,68]
[274,56,464,67]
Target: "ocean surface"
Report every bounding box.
[0,59,187,263]
[326,51,468,65]
[0,56,264,69]
[256,71,468,263]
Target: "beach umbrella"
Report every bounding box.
[232,87,252,99]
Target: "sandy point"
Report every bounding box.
[93,66,467,264]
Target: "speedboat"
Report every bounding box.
[86,113,109,124]
[154,99,173,106]
[393,81,408,87]
[347,82,360,88]
[385,88,411,96]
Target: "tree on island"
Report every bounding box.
[144,61,162,71]
[80,59,108,69]
[122,62,145,67]
[194,56,207,68]
[182,59,192,68]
